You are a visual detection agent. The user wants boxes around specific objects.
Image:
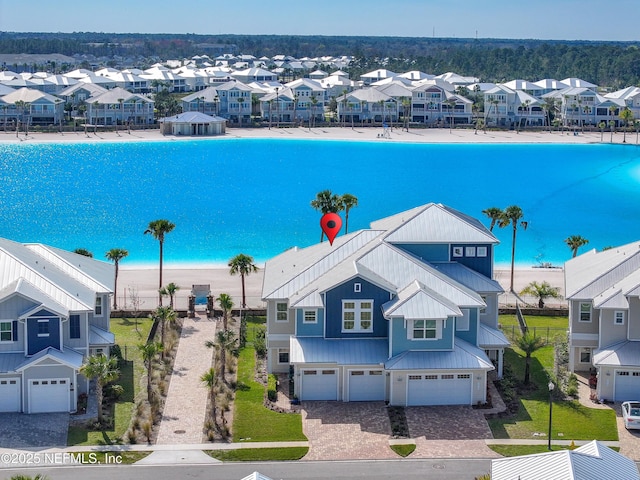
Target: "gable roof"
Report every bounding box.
[382,280,462,320]
[385,338,493,370]
[491,440,639,480]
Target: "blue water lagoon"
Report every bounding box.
[1,138,640,267]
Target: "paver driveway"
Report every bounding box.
[301,402,500,460]
[0,412,69,448]
[301,401,397,460]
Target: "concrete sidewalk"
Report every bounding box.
[155,314,217,445]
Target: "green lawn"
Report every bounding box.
[488,346,618,441]
[206,447,308,462]
[390,444,416,457]
[233,346,307,442]
[67,451,151,465]
[68,316,154,446]
[489,444,620,456]
[499,315,568,341]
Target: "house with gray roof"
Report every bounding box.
[0,239,114,414]
[566,241,640,401]
[84,86,154,126]
[261,203,507,406]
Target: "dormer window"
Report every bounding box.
[95,296,103,317]
[615,311,626,325]
[37,319,50,337]
[579,302,591,322]
[410,319,440,340]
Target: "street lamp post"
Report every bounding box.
[548,381,555,450]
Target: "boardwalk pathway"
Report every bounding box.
[156,315,217,445]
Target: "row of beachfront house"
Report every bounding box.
[0,63,638,129]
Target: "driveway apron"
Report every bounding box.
[155,316,216,445]
[0,413,69,448]
[301,402,397,460]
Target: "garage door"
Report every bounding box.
[29,379,69,413]
[349,370,385,401]
[614,371,640,401]
[407,373,472,406]
[301,369,338,401]
[0,378,20,412]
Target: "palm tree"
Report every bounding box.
[520,281,561,308]
[228,254,258,308]
[341,89,348,127]
[159,282,180,309]
[445,98,456,132]
[206,330,238,382]
[79,354,119,424]
[482,207,503,232]
[620,107,634,143]
[310,95,318,129]
[74,248,93,257]
[116,98,124,135]
[138,342,163,402]
[516,333,545,385]
[144,219,175,305]
[311,190,344,242]
[200,367,217,422]
[151,306,177,358]
[401,96,411,131]
[565,235,589,258]
[237,97,245,126]
[217,292,234,330]
[598,121,606,142]
[105,248,129,310]
[340,193,359,234]
[498,206,528,292]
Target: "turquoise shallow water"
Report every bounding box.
[1,138,639,267]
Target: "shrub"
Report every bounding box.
[267,374,278,402]
[109,344,123,362]
[254,330,267,357]
[566,373,579,397]
[239,316,247,348]
[104,384,124,400]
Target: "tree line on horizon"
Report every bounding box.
[1,32,640,87]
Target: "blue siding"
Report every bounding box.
[324,277,391,339]
[455,309,479,345]
[27,317,61,355]
[296,308,325,337]
[451,244,493,277]
[390,317,455,357]
[394,243,449,262]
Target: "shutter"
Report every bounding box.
[12,320,18,342]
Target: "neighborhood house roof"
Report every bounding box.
[593,341,640,367]
[385,338,493,371]
[290,337,388,365]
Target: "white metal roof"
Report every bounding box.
[478,324,510,348]
[431,262,503,293]
[382,280,462,320]
[491,440,639,480]
[384,338,493,370]
[593,341,640,368]
[290,337,388,365]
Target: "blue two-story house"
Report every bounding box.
[262,203,509,406]
[0,238,114,414]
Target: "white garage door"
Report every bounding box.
[0,378,21,412]
[614,371,640,401]
[29,378,69,413]
[407,373,472,406]
[349,370,385,401]
[301,369,338,401]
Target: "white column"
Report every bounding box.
[498,349,504,379]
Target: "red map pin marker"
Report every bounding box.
[321,212,342,245]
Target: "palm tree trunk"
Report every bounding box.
[113,261,119,310]
[241,273,246,308]
[220,349,226,383]
[510,224,517,292]
[96,383,104,424]
[158,240,164,306]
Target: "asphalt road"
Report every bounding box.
[0,458,493,480]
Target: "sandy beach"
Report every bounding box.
[5,126,580,312]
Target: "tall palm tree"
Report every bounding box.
[520,281,561,308]
[151,306,177,359]
[228,254,258,308]
[79,354,119,424]
[498,206,528,292]
[340,193,359,234]
[445,98,456,132]
[310,95,318,129]
[144,219,175,305]
[516,333,545,385]
[565,235,589,258]
[620,107,634,143]
[159,282,180,309]
[206,330,238,382]
[105,248,128,310]
[237,97,245,126]
[482,207,503,232]
[138,342,163,402]
[217,293,234,330]
[311,190,344,242]
[200,367,217,422]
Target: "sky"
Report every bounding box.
[0,0,638,42]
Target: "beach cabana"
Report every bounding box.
[159,111,226,136]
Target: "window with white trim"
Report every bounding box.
[580,348,591,363]
[579,302,591,322]
[411,319,438,339]
[342,300,373,332]
[354,283,361,293]
[37,319,50,337]
[95,296,103,316]
[614,311,625,325]
[303,309,317,324]
[0,321,12,342]
[477,246,488,257]
[465,247,476,257]
[278,348,289,364]
[276,302,288,322]
[456,310,470,331]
